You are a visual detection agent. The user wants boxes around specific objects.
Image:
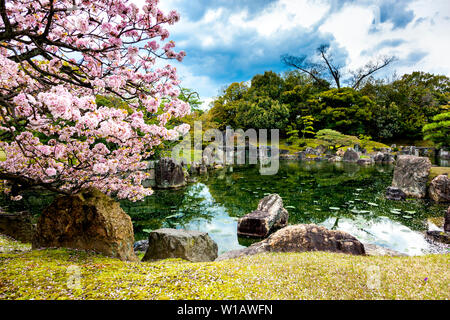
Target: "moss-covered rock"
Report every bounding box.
[33,188,137,261]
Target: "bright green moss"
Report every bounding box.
[0,235,448,300]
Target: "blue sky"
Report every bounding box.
[148,0,450,108]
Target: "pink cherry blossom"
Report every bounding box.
[0,0,191,201]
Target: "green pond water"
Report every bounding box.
[121,161,448,255]
[2,161,448,255]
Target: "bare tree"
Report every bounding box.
[349,56,397,89]
[282,44,395,90]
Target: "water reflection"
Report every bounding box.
[322,216,437,255]
[178,184,245,254]
[128,161,447,256]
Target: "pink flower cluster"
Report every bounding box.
[0,0,191,201]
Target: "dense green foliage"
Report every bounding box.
[422,109,450,148]
[314,129,360,150]
[206,71,450,144]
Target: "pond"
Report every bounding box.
[2,161,448,256]
[121,161,448,256]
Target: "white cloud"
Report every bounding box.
[132,0,450,104]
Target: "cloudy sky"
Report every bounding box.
[149,0,450,108]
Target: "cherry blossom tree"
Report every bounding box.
[0,0,191,201]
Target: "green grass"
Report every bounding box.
[0,235,448,300]
[429,167,450,182]
[0,150,5,162]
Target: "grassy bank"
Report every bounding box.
[0,236,448,300]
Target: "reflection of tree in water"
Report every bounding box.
[1,161,446,243]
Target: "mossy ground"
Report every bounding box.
[429,167,450,181]
[0,235,448,300]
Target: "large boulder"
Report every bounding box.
[343,148,359,162]
[155,158,186,189]
[374,152,395,163]
[429,174,450,203]
[0,210,34,243]
[237,194,289,238]
[142,228,218,262]
[391,155,431,198]
[217,224,365,260]
[32,188,137,261]
[385,186,406,201]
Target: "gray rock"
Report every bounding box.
[217,224,365,261]
[0,210,34,243]
[133,240,149,252]
[385,186,406,201]
[343,148,359,162]
[374,152,395,163]
[391,155,431,198]
[315,145,327,155]
[142,228,218,262]
[429,174,450,203]
[155,158,186,189]
[382,153,395,163]
[357,158,374,165]
[373,152,384,162]
[237,194,289,238]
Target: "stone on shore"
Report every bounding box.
[155,158,186,189]
[237,194,289,238]
[142,228,218,262]
[217,224,365,261]
[429,174,450,203]
[343,148,359,162]
[33,188,137,261]
[391,155,431,198]
[357,158,374,165]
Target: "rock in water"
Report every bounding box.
[385,186,406,201]
[155,158,186,189]
[142,228,218,262]
[391,155,431,198]
[217,224,365,261]
[32,188,137,261]
[357,158,374,165]
[429,175,450,203]
[343,148,359,162]
[237,194,289,238]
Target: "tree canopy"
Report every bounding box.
[0,0,190,201]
